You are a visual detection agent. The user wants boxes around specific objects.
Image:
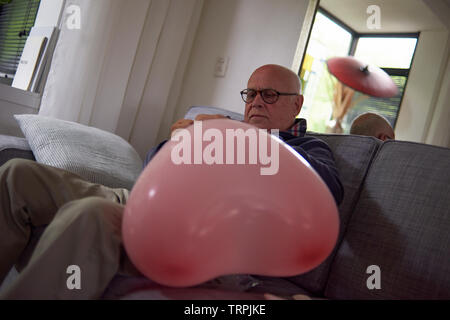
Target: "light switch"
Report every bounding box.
[214,56,229,77]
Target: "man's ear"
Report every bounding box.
[295,95,304,115]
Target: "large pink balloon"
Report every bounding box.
[122,119,339,287]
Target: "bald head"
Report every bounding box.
[249,64,301,94]
[350,112,395,141]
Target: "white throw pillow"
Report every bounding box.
[15,114,143,189]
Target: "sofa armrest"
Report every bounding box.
[0,134,35,167]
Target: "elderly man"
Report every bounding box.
[350,112,395,141]
[0,64,343,299]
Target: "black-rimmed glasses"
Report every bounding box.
[240,88,299,104]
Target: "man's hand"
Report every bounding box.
[170,114,229,136]
[170,119,194,136]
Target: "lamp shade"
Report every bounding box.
[327,56,398,98]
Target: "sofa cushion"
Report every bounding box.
[15,115,143,189]
[325,141,450,299]
[287,133,381,295]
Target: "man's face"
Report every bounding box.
[244,66,303,131]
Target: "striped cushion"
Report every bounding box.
[15,115,142,189]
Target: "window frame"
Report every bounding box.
[301,6,419,130]
[0,0,64,105]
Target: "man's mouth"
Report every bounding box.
[249,114,268,119]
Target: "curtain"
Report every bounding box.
[38,0,149,126]
[38,0,204,159]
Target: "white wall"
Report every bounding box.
[167,0,309,143]
[396,30,450,144]
[34,0,65,28]
[425,39,450,148]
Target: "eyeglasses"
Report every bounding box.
[240,88,299,104]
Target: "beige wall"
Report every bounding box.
[395,30,450,145]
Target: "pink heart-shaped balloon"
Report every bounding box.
[122,119,339,287]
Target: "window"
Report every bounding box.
[346,36,417,129]
[299,10,353,132]
[353,37,417,69]
[0,0,41,86]
[299,8,418,133]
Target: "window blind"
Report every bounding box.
[344,75,408,129]
[0,0,41,79]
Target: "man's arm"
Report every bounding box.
[287,137,344,205]
[144,140,167,167]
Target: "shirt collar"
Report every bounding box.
[285,118,307,137]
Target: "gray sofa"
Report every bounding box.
[0,106,449,300]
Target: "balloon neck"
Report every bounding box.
[360,65,369,74]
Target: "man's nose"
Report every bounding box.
[251,91,265,106]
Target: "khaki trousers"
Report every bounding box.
[0,159,140,299]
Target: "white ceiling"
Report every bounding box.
[320,0,449,33]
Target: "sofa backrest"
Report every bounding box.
[287,133,382,295]
[325,140,450,299]
[0,134,35,167]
